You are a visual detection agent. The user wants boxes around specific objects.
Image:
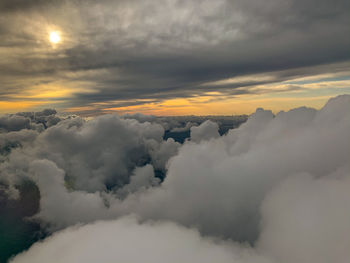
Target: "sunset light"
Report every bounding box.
[49,31,61,44]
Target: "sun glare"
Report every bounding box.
[49,31,61,44]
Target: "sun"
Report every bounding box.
[49,31,61,44]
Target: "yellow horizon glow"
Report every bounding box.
[2,75,349,116]
[98,96,332,116]
[0,93,341,116]
[0,101,49,114]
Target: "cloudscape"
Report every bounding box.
[0,0,349,262]
[0,0,349,115]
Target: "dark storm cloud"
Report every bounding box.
[0,0,349,109]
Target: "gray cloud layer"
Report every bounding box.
[0,0,349,110]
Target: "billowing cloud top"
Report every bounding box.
[0,95,349,262]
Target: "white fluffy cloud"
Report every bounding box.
[126,95,350,242]
[190,120,220,142]
[1,95,350,263]
[10,167,350,263]
[0,113,178,194]
[10,217,270,263]
[257,169,350,263]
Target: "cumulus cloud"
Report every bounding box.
[10,166,350,263]
[148,138,180,172]
[0,129,38,155]
[257,168,350,263]
[170,122,197,132]
[122,114,194,133]
[27,159,111,229]
[190,120,220,142]
[0,95,349,262]
[0,109,61,133]
[1,114,178,193]
[116,164,160,197]
[0,115,31,132]
[10,216,271,263]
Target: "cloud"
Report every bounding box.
[0,95,349,262]
[190,120,219,142]
[170,121,197,132]
[28,159,110,229]
[257,168,350,263]
[10,167,350,263]
[0,115,31,132]
[119,95,350,243]
[258,167,350,263]
[0,0,349,112]
[0,109,60,132]
[10,114,172,193]
[9,216,270,263]
[0,112,180,208]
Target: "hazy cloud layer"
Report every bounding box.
[0,0,349,111]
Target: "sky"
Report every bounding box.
[0,1,349,260]
[0,0,349,115]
